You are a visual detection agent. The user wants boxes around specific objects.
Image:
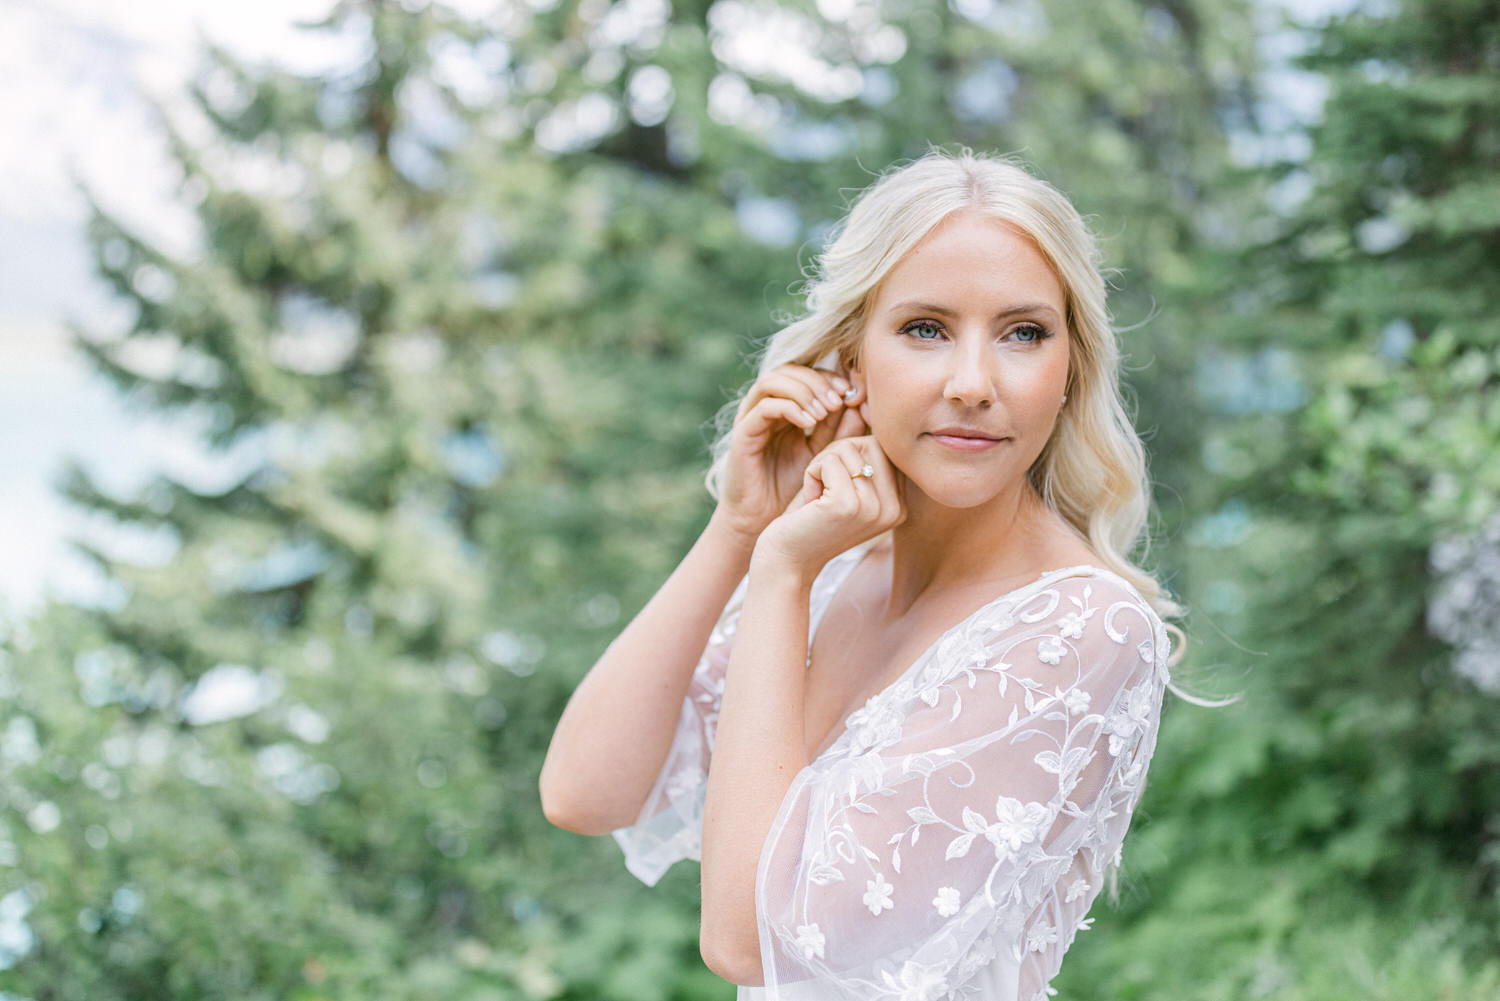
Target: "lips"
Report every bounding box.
[927,425,1007,452]
[929,425,1002,440]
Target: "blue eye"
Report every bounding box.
[1011,324,1050,343]
[901,320,944,340]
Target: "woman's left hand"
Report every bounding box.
[753,435,906,578]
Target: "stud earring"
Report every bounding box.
[1060,394,1069,406]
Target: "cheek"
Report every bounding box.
[1020,346,1070,410]
[859,379,909,462]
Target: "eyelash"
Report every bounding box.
[897,319,1053,344]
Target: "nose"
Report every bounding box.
[942,333,997,407]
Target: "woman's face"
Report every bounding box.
[852,210,1071,510]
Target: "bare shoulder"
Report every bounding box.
[1030,514,1103,574]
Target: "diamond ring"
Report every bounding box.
[854,464,875,479]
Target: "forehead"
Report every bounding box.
[874,212,1065,312]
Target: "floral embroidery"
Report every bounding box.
[1061,686,1090,716]
[846,695,906,755]
[1063,877,1090,903]
[879,959,950,1001]
[1105,683,1154,757]
[795,922,826,960]
[933,886,961,917]
[1036,635,1066,665]
[1056,611,1087,639]
[1026,921,1059,953]
[989,796,1052,855]
[864,872,895,916]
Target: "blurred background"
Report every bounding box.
[0,0,1496,997]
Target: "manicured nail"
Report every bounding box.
[831,376,850,393]
[824,389,843,409]
[798,409,815,424]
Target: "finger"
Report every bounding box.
[840,445,878,485]
[820,444,882,519]
[837,370,865,408]
[737,396,820,442]
[812,367,858,408]
[826,435,890,504]
[831,402,867,441]
[740,370,823,420]
[751,367,837,421]
[779,364,853,414]
[806,406,843,455]
[812,455,860,514]
[801,454,827,503]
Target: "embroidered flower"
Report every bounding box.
[1037,635,1066,665]
[948,796,1052,863]
[846,695,904,755]
[878,959,949,1001]
[1025,920,1059,953]
[933,886,961,917]
[1057,611,1087,639]
[1105,684,1154,756]
[794,922,825,961]
[1061,686,1091,716]
[863,872,895,916]
[837,749,887,797]
[991,795,1051,854]
[1063,877,1090,903]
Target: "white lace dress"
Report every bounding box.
[613,541,1171,1001]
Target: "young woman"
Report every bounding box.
[541,148,1189,1000]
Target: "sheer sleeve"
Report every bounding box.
[754,572,1170,1001]
[610,574,747,886]
[613,545,873,887]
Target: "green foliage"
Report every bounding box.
[1093,0,1500,994]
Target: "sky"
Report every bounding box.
[0,0,352,619]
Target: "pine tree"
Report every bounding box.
[1068,0,1500,993]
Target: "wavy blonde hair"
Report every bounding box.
[709,147,1210,680]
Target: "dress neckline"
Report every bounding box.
[804,544,1127,762]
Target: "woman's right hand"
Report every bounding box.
[715,363,867,544]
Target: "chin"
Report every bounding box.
[899,469,1022,511]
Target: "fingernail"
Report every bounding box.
[825,389,843,409]
[842,385,859,403]
[831,376,850,393]
[798,409,815,424]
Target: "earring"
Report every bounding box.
[1060,394,1068,406]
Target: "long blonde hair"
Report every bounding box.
[710,147,1216,689]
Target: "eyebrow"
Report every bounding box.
[886,300,1062,323]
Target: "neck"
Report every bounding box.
[884,477,1061,617]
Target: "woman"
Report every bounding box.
[541,147,1191,1000]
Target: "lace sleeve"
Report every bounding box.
[611,574,748,886]
[613,545,873,887]
[754,573,1169,1001]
